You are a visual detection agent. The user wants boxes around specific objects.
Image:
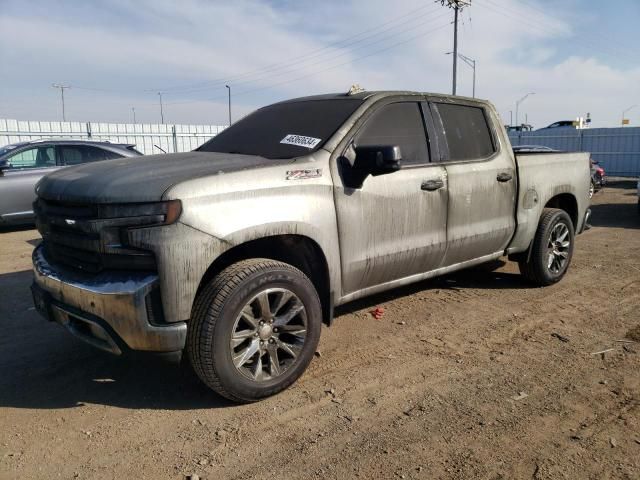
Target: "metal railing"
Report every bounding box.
[0,119,227,155]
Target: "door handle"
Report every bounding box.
[497,172,513,182]
[421,179,444,191]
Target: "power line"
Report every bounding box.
[157,8,450,97]
[151,3,440,94]
[164,20,452,107]
[63,6,447,101]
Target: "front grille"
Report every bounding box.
[35,199,157,274]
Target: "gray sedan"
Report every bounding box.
[0,139,141,226]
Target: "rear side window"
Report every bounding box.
[355,102,429,165]
[60,145,120,165]
[435,103,495,161]
[59,146,85,165]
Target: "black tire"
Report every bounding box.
[518,208,575,286]
[187,258,322,403]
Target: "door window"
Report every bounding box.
[435,103,495,161]
[6,146,55,169]
[355,102,429,165]
[60,145,120,165]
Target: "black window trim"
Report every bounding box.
[339,96,441,170]
[427,98,501,165]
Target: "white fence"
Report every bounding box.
[0,119,227,155]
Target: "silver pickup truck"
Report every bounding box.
[31,91,591,402]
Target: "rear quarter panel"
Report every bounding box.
[508,152,591,253]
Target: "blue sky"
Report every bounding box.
[1,0,639,128]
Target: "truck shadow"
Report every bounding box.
[0,261,523,411]
[336,259,528,318]
[589,202,639,229]
[0,270,233,411]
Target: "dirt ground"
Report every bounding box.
[1,182,639,480]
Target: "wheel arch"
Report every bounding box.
[543,193,578,228]
[194,234,334,325]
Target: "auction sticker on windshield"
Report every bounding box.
[280,134,322,149]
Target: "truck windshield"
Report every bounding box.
[197,99,363,159]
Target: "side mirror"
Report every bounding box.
[341,145,402,189]
[354,145,402,176]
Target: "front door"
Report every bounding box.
[0,145,59,223]
[333,101,448,295]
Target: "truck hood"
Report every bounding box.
[36,151,291,203]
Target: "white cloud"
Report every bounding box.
[0,0,638,128]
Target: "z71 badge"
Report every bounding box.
[285,169,323,180]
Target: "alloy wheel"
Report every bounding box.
[547,222,571,274]
[230,288,307,382]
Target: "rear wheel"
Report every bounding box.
[518,208,575,286]
[589,181,595,198]
[187,259,322,403]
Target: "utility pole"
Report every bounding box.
[453,6,458,95]
[515,92,535,126]
[158,92,165,124]
[510,110,513,126]
[438,1,471,96]
[225,85,232,125]
[131,107,136,124]
[51,83,70,121]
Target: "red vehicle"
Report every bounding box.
[590,159,606,198]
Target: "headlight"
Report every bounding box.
[98,200,182,226]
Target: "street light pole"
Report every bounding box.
[515,92,535,127]
[52,83,70,121]
[158,92,164,124]
[131,107,136,124]
[622,105,637,126]
[447,52,476,98]
[225,85,232,125]
[465,55,476,98]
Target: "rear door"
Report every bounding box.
[333,100,448,295]
[428,100,516,266]
[0,145,59,223]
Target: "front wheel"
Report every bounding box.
[187,259,322,403]
[518,208,575,286]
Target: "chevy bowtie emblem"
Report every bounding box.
[65,219,76,225]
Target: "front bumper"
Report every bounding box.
[32,245,186,355]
